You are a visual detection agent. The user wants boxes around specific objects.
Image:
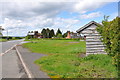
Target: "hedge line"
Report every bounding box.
[97,17,120,69]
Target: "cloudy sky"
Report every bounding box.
[0,0,119,36]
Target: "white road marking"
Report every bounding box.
[1,40,33,78]
[15,47,34,78]
[0,39,24,56]
[0,44,17,56]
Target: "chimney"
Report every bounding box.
[66,31,71,39]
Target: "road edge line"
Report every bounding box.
[1,44,17,56]
[15,46,34,78]
[0,39,25,56]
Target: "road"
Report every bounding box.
[0,39,27,79]
[0,39,24,53]
[1,39,49,78]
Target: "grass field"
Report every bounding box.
[0,38,22,42]
[23,39,118,78]
[0,39,7,42]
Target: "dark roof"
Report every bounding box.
[76,21,100,33]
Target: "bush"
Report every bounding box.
[57,34,63,38]
[25,35,31,39]
[97,17,120,67]
[12,37,16,40]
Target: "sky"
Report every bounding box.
[0,0,119,36]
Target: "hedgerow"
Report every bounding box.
[97,17,120,69]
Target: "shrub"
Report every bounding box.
[97,17,120,68]
[12,37,16,40]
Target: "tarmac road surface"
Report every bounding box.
[0,39,27,79]
[0,39,24,53]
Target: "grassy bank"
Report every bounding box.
[23,39,118,78]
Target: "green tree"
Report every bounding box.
[56,28,62,37]
[46,28,50,38]
[26,35,31,39]
[41,28,47,38]
[31,31,34,33]
[0,32,2,36]
[57,33,63,38]
[97,16,120,67]
[28,31,30,33]
[63,31,68,38]
[49,29,55,38]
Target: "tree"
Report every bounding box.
[63,31,68,38]
[56,28,62,37]
[49,29,55,38]
[103,15,109,21]
[41,28,47,38]
[28,31,30,33]
[97,16,120,67]
[0,32,2,36]
[31,31,34,33]
[57,33,63,38]
[46,28,50,38]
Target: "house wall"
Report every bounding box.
[80,24,107,55]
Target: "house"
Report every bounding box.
[66,31,71,39]
[27,32,34,38]
[76,21,107,55]
[27,31,43,38]
[66,31,81,39]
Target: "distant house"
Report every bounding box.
[70,32,79,38]
[27,32,34,38]
[76,21,107,55]
[66,31,81,39]
[27,31,43,38]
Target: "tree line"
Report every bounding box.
[28,28,69,38]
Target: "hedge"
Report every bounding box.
[97,17,120,70]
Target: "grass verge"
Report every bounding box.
[23,39,118,78]
[0,39,7,42]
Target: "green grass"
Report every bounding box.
[0,39,7,42]
[23,39,118,78]
[0,37,22,42]
[23,39,86,55]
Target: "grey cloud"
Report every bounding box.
[1,2,73,20]
[1,1,108,20]
[0,1,112,36]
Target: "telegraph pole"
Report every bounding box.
[6,29,9,40]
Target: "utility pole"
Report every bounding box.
[6,29,9,40]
